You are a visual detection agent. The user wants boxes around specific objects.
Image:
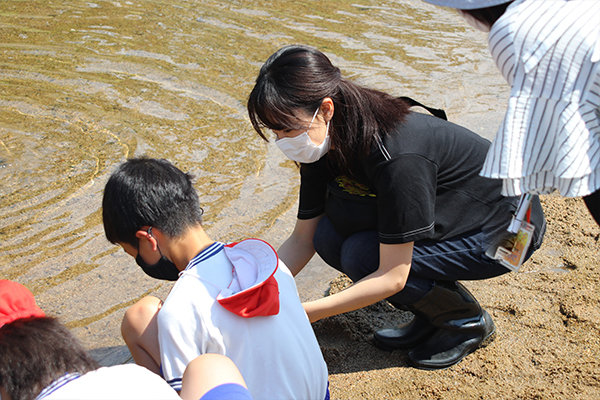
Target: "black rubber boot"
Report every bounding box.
[404,281,496,370]
[373,312,436,350]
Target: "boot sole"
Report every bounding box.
[479,326,496,348]
[409,318,497,370]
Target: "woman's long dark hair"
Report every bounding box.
[247,44,409,176]
[0,317,99,400]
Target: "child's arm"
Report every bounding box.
[179,354,248,400]
[277,216,322,276]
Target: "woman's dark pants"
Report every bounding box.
[312,216,519,306]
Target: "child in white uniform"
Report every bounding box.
[102,157,329,400]
[0,279,252,400]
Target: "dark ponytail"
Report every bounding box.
[329,79,409,175]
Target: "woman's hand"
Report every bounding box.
[278,216,322,276]
[302,241,414,323]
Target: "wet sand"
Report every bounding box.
[67,106,599,398]
[313,194,600,399]
[6,1,597,397]
[87,193,600,399]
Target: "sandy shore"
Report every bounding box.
[86,193,600,399]
[313,194,600,399]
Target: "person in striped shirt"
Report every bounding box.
[422,0,600,225]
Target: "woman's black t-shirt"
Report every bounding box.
[298,111,542,245]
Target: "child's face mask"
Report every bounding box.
[275,107,331,164]
[136,254,180,281]
[135,228,180,281]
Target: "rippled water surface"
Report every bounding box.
[0,0,508,355]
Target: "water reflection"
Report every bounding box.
[0,0,508,351]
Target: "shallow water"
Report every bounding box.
[0,0,508,356]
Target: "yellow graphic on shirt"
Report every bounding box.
[335,176,376,197]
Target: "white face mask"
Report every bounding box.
[275,107,331,164]
[458,10,491,33]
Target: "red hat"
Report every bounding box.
[0,280,45,329]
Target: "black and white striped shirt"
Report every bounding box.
[481,0,600,197]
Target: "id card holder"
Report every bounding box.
[493,221,535,271]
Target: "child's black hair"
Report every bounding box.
[102,157,204,247]
[0,317,99,400]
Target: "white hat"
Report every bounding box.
[422,0,511,9]
[218,238,280,318]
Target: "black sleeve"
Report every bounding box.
[373,154,438,244]
[297,157,330,219]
